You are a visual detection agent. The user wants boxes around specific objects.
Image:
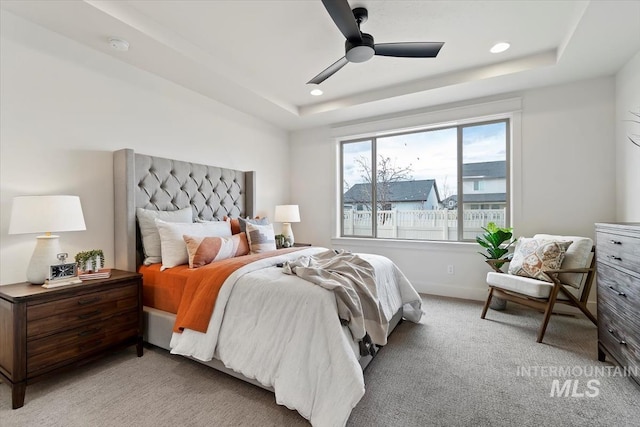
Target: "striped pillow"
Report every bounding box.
[245,222,277,254]
[183,232,249,268]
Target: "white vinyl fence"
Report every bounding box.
[343,209,506,240]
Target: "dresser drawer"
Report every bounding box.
[596,230,640,275]
[27,295,138,339]
[27,319,139,376]
[596,263,640,327]
[598,304,640,376]
[27,285,138,321]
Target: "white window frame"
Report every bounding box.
[330,97,523,248]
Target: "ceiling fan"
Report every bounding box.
[308,0,444,85]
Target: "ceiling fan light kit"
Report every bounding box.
[308,0,444,85]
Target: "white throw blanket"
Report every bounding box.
[170,247,422,427]
[282,249,388,346]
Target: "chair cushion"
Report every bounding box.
[487,272,553,298]
[534,234,593,289]
[508,238,572,282]
[487,272,578,301]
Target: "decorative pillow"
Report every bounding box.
[245,222,277,254]
[183,232,249,268]
[238,217,270,233]
[136,207,193,265]
[508,238,573,282]
[534,234,593,289]
[223,216,242,235]
[155,219,232,270]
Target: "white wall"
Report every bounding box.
[615,51,640,221]
[0,13,290,284]
[290,77,616,304]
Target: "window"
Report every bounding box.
[341,119,509,241]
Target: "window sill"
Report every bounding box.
[331,237,479,252]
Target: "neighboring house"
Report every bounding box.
[442,161,507,210]
[344,179,440,211]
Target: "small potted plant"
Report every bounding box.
[477,222,516,269]
[75,249,105,273]
[477,222,517,310]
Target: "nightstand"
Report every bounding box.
[0,269,143,409]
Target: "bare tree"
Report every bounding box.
[351,155,413,211]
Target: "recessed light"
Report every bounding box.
[310,88,323,96]
[109,38,130,52]
[490,42,510,54]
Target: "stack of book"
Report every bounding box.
[79,269,112,280]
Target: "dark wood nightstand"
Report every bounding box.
[0,269,143,409]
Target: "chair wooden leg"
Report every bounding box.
[576,303,597,325]
[537,284,561,343]
[481,287,494,319]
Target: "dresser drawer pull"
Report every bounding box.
[78,310,101,320]
[607,255,623,261]
[77,297,100,305]
[78,327,101,337]
[609,240,622,245]
[608,286,627,297]
[607,328,627,346]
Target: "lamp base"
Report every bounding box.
[27,235,61,284]
[282,222,295,246]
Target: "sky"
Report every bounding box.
[342,121,506,197]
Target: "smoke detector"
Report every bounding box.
[109,38,130,52]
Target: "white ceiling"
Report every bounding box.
[2,0,639,130]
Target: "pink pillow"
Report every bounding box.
[183,232,249,268]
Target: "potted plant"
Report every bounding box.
[477,222,517,310]
[75,249,105,273]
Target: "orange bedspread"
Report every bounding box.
[140,263,192,314]
[141,248,306,333]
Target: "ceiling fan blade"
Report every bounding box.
[307,57,349,85]
[321,0,362,42]
[375,42,444,58]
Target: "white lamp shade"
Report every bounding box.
[274,205,300,223]
[9,195,87,284]
[9,195,86,235]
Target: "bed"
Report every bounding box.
[113,149,422,427]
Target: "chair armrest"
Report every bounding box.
[543,267,593,274]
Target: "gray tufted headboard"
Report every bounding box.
[113,149,255,272]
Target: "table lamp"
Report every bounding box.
[274,205,300,246]
[8,195,86,284]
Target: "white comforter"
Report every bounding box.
[170,247,422,427]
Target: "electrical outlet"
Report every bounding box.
[447,265,454,275]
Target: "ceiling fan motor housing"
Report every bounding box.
[345,33,375,63]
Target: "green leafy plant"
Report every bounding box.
[476,222,516,268]
[75,249,105,272]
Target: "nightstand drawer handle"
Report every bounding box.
[607,328,627,346]
[78,328,101,337]
[609,240,622,245]
[78,310,101,320]
[607,255,622,261]
[77,297,100,305]
[608,286,626,297]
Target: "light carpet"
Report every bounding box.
[1,295,638,426]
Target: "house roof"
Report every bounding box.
[344,179,438,204]
[463,161,506,179]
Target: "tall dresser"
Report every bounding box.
[595,223,640,387]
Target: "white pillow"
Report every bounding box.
[155,219,232,270]
[245,222,277,254]
[136,207,193,265]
